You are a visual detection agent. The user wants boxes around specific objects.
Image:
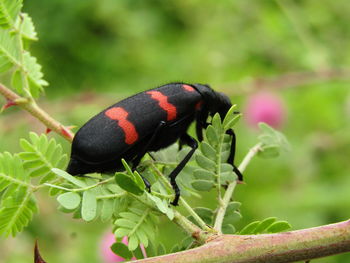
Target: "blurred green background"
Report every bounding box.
[1,0,350,262]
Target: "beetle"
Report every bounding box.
[67,82,242,205]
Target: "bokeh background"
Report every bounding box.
[1,0,350,262]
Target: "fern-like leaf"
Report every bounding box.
[19,13,37,41]
[0,28,19,73]
[19,132,67,183]
[114,204,159,251]
[0,0,22,29]
[0,190,37,236]
[23,51,48,97]
[0,152,30,197]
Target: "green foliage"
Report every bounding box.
[0,152,36,237]
[0,133,66,237]
[111,242,133,261]
[0,0,22,28]
[192,107,241,192]
[239,217,292,235]
[19,132,67,183]
[114,204,159,251]
[258,123,290,158]
[0,0,47,98]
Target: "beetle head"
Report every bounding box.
[192,83,232,119]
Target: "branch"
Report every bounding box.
[220,68,350,95]
[214,143,262,232]
[132,220,350,263]
[0,83,74,142]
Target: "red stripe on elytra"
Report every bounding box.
[146,91,177,121]
[105,107,139,145]
[182,84,195,92]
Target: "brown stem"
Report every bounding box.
[0,83,74,142]
[221,68,350,95]
[132,220,350,263]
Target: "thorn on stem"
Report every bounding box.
[46,128,52,134]
[34,240,47,263]
[60,125,75,140]
[1,100,17,112]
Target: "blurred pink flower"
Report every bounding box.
[100,232,147,263]
[244,91,286,129]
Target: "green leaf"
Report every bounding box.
[19,133,67,182]
[222,105,238,128]
[133,171,146,192]
[239,221,260,235]
[81,190,97,221]
[11,69,22,93]
[224,114,241,131]
[205,125,219,146]
[0,152,29,194]
[115,172,144,195]
[0,191,37,237]
[57,192,81,210]
[223,211,242,225]
[121,159,134,178]
[222,224,235,234]
[258,123,290,158]
[195,154,216,171]
[19,13,37,41]
[0,28,18,73]
[253,217,277,234]
[220,171,236,184]
[114,204,158,251]
[200,142,217,161]
[226,201,241,212]
[100,199,114,222]
[193,169,215,181]
[266,221,291,233]
[194,207,213,225]
[128,234,139,251]
[191,180,214,191]
[211,113,222,130]
[0,0,22,29]
[114,228,130,238]
[136,228,149,247]
[146,193,174,220]
[23,51,48,97]
[111,242,133,260]
[258,145,280,158]
[52,168,87,188]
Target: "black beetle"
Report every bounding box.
[67,82,242,205]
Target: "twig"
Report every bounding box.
[214,143,262,232]
[0,83,74,142]
[220,69,350,95]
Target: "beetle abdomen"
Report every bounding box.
[67,83,203,175]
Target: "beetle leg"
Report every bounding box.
[131,121,167,192]
[226,129,243,181]
[169,133,198,206]
[195,110,208,142]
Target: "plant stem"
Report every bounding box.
[150,163,210,231]
[213,143,262,232]
[0,83,74,142]
[130,219,350,263]
[172,210,210,244]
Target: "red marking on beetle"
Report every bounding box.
[105,107,139,144]
[182,84,195,92]
[195,101,203,110]
[146,91,177,121]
